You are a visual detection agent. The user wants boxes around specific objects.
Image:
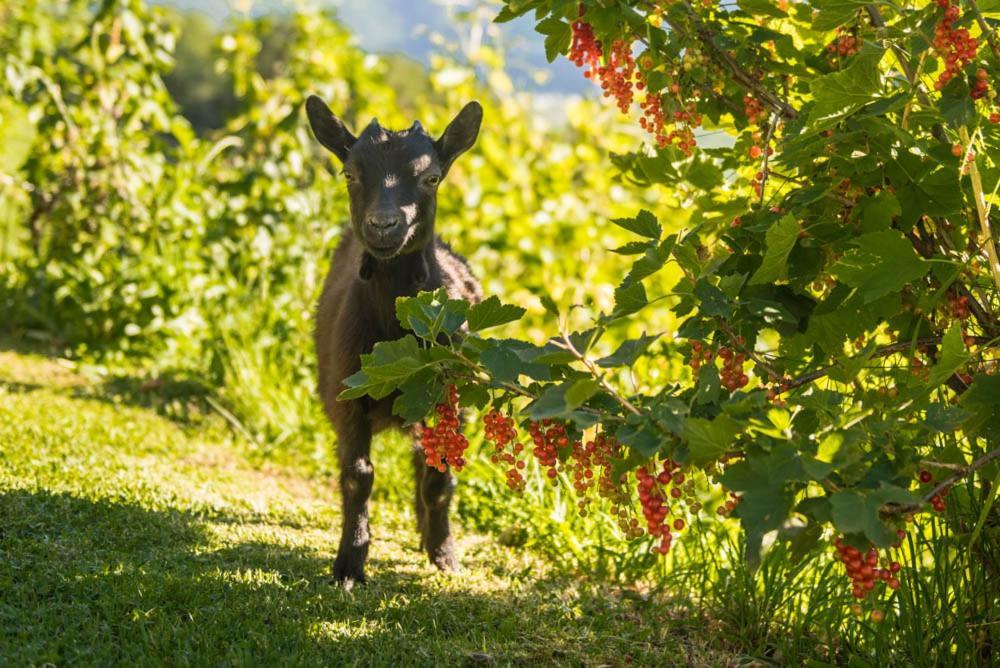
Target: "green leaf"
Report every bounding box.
[564,378,600,409]
[694,365,721,405]
[939,78,975,129]
[693,280,732,318]
[928,322,971,387]
[610,240,653,255]
[616,417,663,458]
[739,0,788,18]
[719,458,797,565]
[596,333,660,368]
[395,290,468,338]
[830,485,919,547]
[393,369,441,424]
[610,281,647,318]
[458,383,490,409]
[750,214,799,285]
[481,340,552,382]
[359,335,428,383]
[539,294,560,317]
[611,209,661,239]
[338,369,397,401]
[479,343,523,384]
[810,0,870,30]
[466,295,526,332]
[962,375,1000,406]
[537,17,572,63]
[526,378,596,419]
[858,191,900,233]
[830,230,929,303]
[682,414,743,465]
[806,45,885,130]
[623,236,675,285]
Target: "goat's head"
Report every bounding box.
[306,96,482,262]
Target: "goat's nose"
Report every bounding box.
[367,213,402,231]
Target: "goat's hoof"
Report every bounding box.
[332,556,367,588]
[430,551,460,573]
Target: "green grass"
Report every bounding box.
[0,351,729,666]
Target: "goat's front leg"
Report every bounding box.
[333,406,374,585]
[419,459,458,571]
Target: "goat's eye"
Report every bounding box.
[343,171,356,184]
[424,174,441,187]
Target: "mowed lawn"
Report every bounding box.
[0,351,727,666]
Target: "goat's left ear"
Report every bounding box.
[434,101,483,175]
[306,95,357,163]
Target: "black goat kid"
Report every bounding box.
[306,95,483,585]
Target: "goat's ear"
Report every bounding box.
[434,101,482,175]
[306,95,356,163]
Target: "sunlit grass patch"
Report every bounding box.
[0,352,722,666]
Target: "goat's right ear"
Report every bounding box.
[306,95,356,163]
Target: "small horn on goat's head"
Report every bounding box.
[365,118,390,143]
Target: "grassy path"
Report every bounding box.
[0,351,723,666]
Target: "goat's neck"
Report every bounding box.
[362,242,437,330]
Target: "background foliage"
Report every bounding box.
[1,0,998,664]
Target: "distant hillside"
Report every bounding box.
[153,0,588,95]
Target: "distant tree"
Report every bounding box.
[163,10,238,133]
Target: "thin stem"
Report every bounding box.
[924,447,1000,504]
[757,113,778,206]
[775,335,994,395]
[960,126,1000,295]
[555,332,643,416]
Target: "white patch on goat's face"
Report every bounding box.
[384,173,399,188]
[410,154,432,175]
[400,203,418,225]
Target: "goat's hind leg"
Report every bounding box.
[332,404,374,585]
[418,457,458,572]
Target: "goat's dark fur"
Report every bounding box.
[306,95,482,584]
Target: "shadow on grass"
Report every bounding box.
[0,336,214,426]
[71,372,215,425]
[0,489,670,666]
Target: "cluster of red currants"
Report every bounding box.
[832,536,903,601]
[971,67,990,100]
[919,469,950,513]
[636,460,693,554]
[932,0,980,91]
[419,385,468,472]
[567,433,624,517]
[687,339,715,372]
[687,339,751,391]
[716,491,741,517]
[743,95,765,125]
[528,419,569,481]
[825,28,859,68]
[570,11,636,113]
[909,356,931,381]
[946,291,971,320]
[718,346,750,391]
[569,6,701,155]
[483,408,526,491]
